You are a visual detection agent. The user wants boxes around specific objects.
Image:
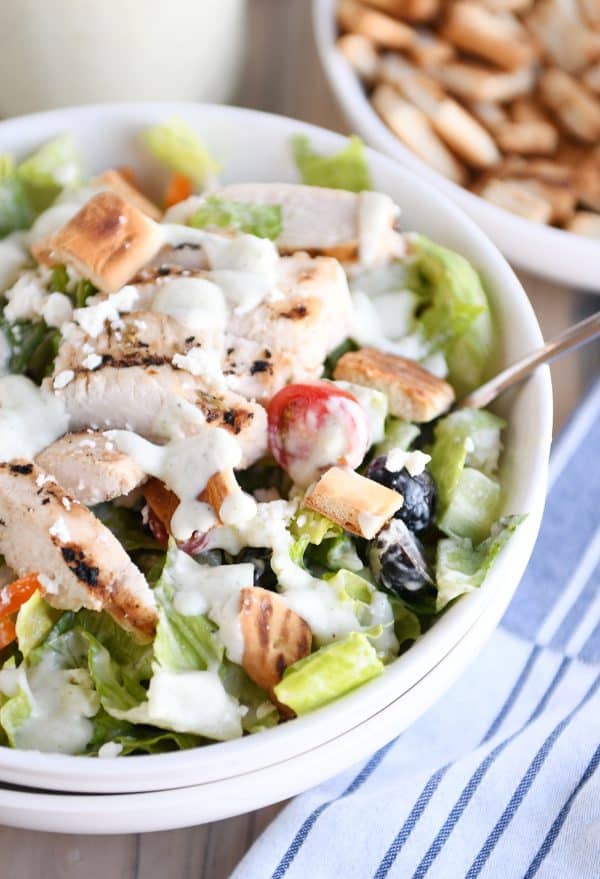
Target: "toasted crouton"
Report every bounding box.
[576,148,600,212]
[494,120,559,155]
[32,192,164,293]
[93,169,162,221]
[337,33,379,82]
[478,178,554,223]
[303,467,403,539]
[441,2,537,70]
[338,0,415,49]
[407,30,455,68]
[525,0,600,74]
[479,0,534,9]
[539,69,600,143]
[334,347,455,422]
[240,587,312,708]
[362,0,440,20]
[579,0,600,28]
[583,63,600,96]
[566,211,600,238]
[143,468,248,532]
[469,101,509,132]
[371,84,467,183]
[432,61,536,103]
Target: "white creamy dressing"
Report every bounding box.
[163,546,253,663]
[112,667,243,740]
[0,375,68,462]
[358,191,402,268]
[207,500,366,645]
[0,648,99,755]
[0,232,30,292]
[333,380,388,444]
[172,346,226,392]
[107,427,255,541]
[151,276,226,338]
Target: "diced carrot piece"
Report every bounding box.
[164,173,194,208]
[0,617,17,650]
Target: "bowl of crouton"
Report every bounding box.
[314,0,600,290]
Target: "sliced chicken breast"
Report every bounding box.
[35,432,146,506]
[45,365,268,466]
[0,461,157,638]
[224,254,353,401]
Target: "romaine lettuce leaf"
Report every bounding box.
[0,176,34,238]
[274,631,383,714]
[83,631,147,713]
[432,408,505,477]
[291,134,372,192]
[0,685,31,747]
[436,514,525,611]
[219,660,278,733]
[92,503,162,553]
[16,134,81,210]
[0,314,61,383]
[290,509,342,565]
[389,598,422,647]
[307,535,363,573]
[373,416,420,456]
[143,120,220,186]
[406,235,493,394]
[189,197,282,240]
[15,591,59,658]
[437,468,501,545]
[87,708,202,755]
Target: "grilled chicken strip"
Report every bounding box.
[224,254,353,401]
[35,432,146,506]
[0,461,157,639]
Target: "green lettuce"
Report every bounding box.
[92,503,162,553]
[291,134,372,192]
[15,591,59,658]
[438,468,501,545]
[143,120,219,186]
[373,417,420,457]
[307,535,363,573]
[432,408,504,477]
[0,314,61,383]
[0,685,31,747]
[389,598,422,647]
[87,708,201,755]
[290,509,342,565]
[274,632,383,715]
[220,660,278,733]
[436,515,525,611]
[407,235,493,394]
[16,134,81,211]
[0,176,34,238]
[189,197,282,240]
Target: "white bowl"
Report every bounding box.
[0,103,552,803]
[313,0,600,292]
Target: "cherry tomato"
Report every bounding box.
[267,381,370,486]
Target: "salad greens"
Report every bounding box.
[143,119,220,186]
[189,196,282,240]
[291,134,372,192]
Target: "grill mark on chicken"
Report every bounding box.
[59,545,100,587]
[279,304,308,320]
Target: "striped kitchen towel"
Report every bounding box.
[230,378,600,879]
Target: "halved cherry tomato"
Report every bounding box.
[0,573,40,617]
[0,618,16,650]
[267,381,370,486]
[164,172,194,209]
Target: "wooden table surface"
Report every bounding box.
[2,2,598,877]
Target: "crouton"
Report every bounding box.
[494,120,559,155]
[539,68,600,143]
[333,347,455,422]
[338,0,415,49]
[32,192,164,293]
[441,2,537,70]
[478,178,554,223]
[303,467,403,539]
[240,587,312,709]
[362,0,440,20]
[371,84,467,183]
[337,33,379,82]
[407,30,455,68]
[583,63,600,95]
[432,61,536,103]
[525,0,600,74]
[93,169,162,221]
[566,211,600,237]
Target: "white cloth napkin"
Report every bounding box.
[230,379,600,879]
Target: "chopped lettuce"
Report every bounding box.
[373,417,420,457]
[189,197,282,240]
[16,134,81,210]
[0,176,34,238]
[326,569,373,604]
[389,598,422,647]
[274,632,383,715]
[153,548,223,672]
[15,591,59,658]
[0,682,31,747]
[407,235,493,394]
[429,408,502,542]
[84,631,147,713]
[143,120,219,186]
[437,468,501,545]
[436,515,525,611]
[92,503,162,553]
[48,265,97,308]
[308,535,363,573]
[87,708,202,755]
[290,509,342,565]
[220,660,278,733]
[0,314,61,383]
[291,134,372,192]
